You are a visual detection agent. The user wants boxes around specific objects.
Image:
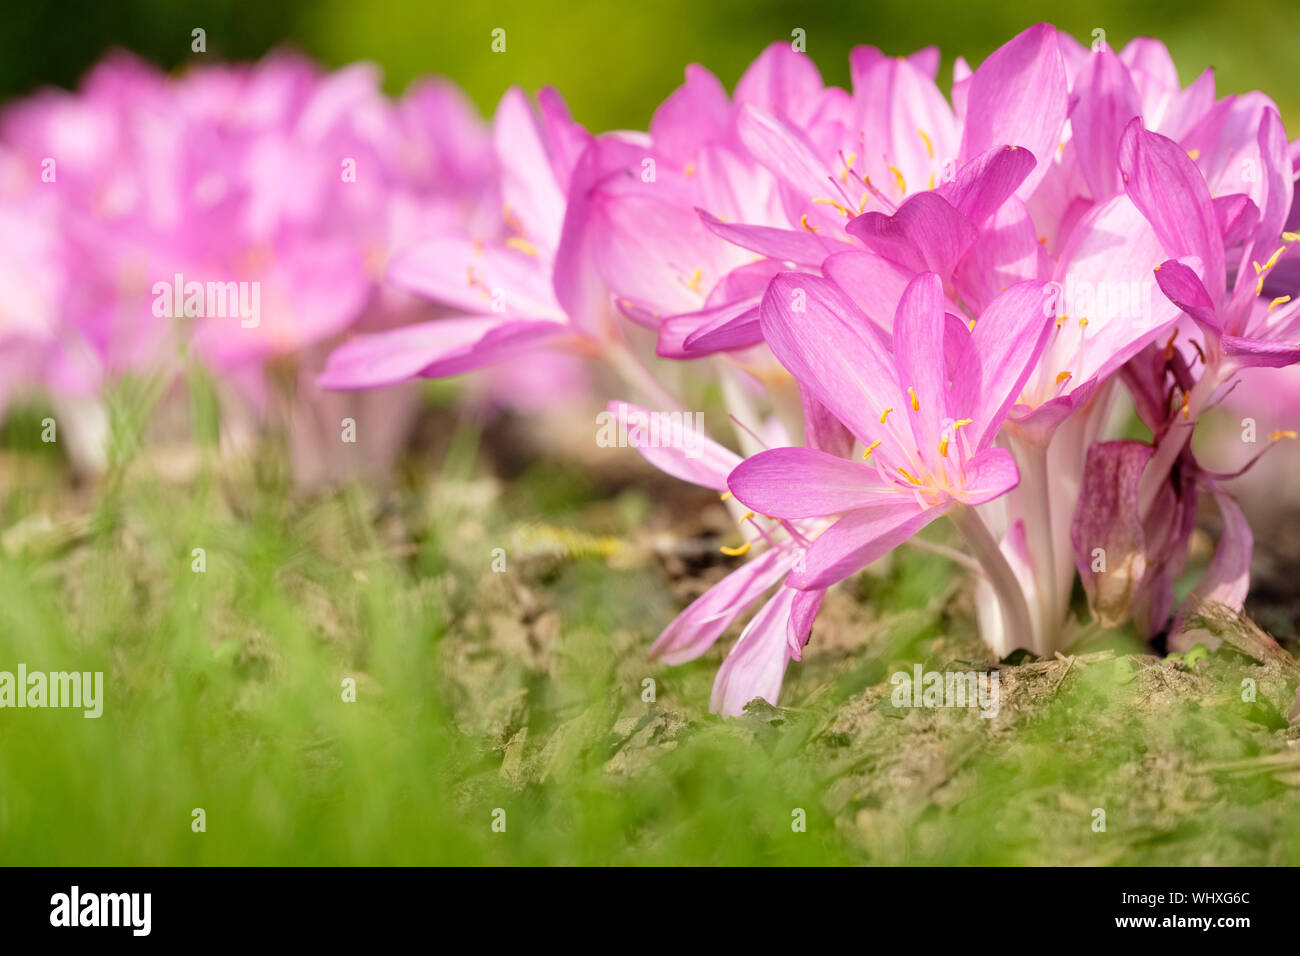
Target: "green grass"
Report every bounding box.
[2,391,1300,866]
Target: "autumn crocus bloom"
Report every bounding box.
[607,401,825,716]
[727,271,1054,647]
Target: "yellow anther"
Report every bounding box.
[889,165,907,195]
[897,467,923,486]
[684,268,703,293]
[466,265,477,285]
[1270,296,1292,311]
[953,419,972,430]
[684,162,696,178]
[1055,371,1073,385]
[800,214,819,234]
[719,490,733,501]
[1284,232,1300,242]
[917,128,934,159]
[1164,329,1179,360]
[857,193,869,214]
[862,439,883,460]
[880,407,893,424]
[1187,148,1201,160]
[737,511,755,524]
[927,172,935,190]
[505,236,538,257]
[938,436,949,457]
[908,387,919,411]
[813,197,851,217]
[1180,391,1190,419]
[1270,429,1298,441]
[1055,313,1068,328]
[720,541,753,557]
[967,318,976,332]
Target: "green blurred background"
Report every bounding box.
[6,0,1299,128]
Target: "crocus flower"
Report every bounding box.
[609,400,826,716]
[726,272,1054,652]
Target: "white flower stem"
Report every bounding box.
[950,504,1037,657]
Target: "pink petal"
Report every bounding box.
[607,400,741,490]
[758,273,900,446]
[317,317,567,389]
[1118,119,1225,305]
[728,446,898,519]
[959,23,1068,198]
[789,500,950,590]
[710,586,799,716]
[651,546,791,666]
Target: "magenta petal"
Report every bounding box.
[728,447,896,518]
[317,317,567,389]
[937,144,1036,225]
[698,208,834,266]
[891,272,948,441]
[758,273,899,446]
[959,23,1068,198]
[1153,257,1220,333]
[800,387,856,459]
[710,586,798,716]
[1070,50,1142,202]
[957,446,1020,504]
[790,500,950,590]
[1192,489,1252,612]
[651,547,791,666]
[847,191,977,279]
[821,250,914,334]
[787,587,826,661]
[1069,440,1152,627]
[606,401,741,490]
[958,281,1055,450]
[1118,119,1225,305]
[1221,335,1300,368]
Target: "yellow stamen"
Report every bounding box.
[1180,392,1190,419]
[684,162,696,178]
[719,490,733,501]
[1055,371,1072,385]
[505,236,538,257]
[927,171,935,190]
[684,268,703,294]
[813,197,851,217]
[1283,232,1300,242]
[1055,313,1069,328]
[917,128,934,159]
[737,511,755,524]
[1164,329,1179,360]
[938,436,949,457]
[862,439,883,460]
[1269,295,1292,312]
[800,214,819,234]
[889,165,907,195]
[897,467,923,486]
[720,542,752,557]
[1270,429,1298,441]
[953,419,972,430]
[967,318,976,332]
[880,407,893,424]
[908,387,920,411]
[1187,148,1201,160]
[1079,317,1089,329]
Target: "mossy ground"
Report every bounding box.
[2,397,1298,866]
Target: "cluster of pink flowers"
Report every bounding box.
[0,50,492,477]
[5,26,1299,714]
